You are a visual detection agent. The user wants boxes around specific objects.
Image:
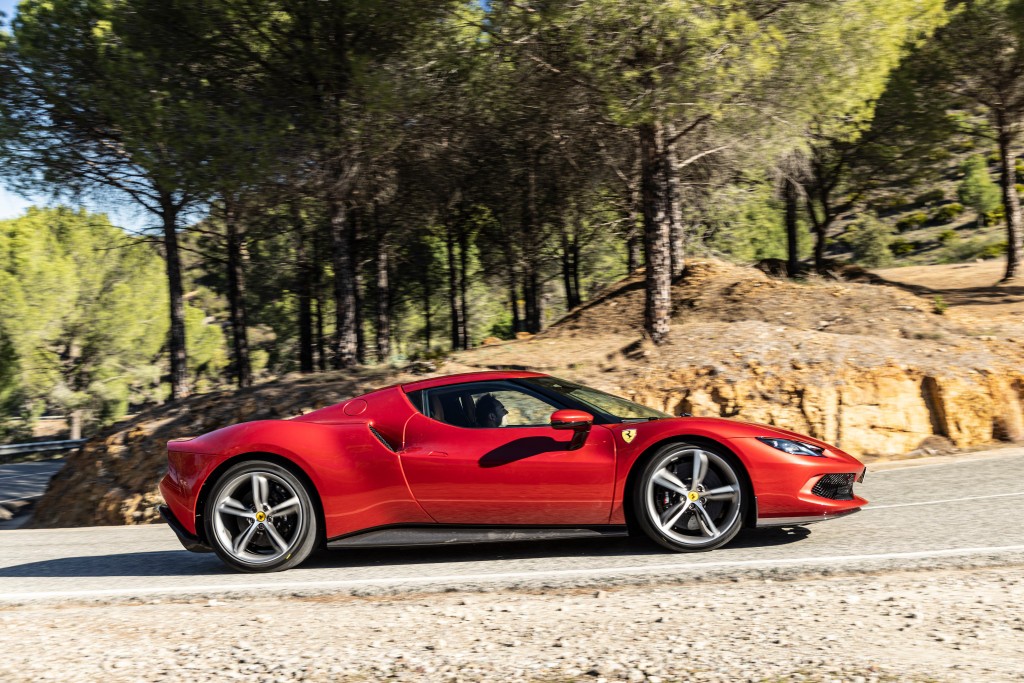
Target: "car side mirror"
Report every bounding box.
[550,409,593,450]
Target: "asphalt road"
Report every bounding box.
[0,458,66,528]
[1,448,1023,604]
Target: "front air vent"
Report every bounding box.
[812,473,856,500]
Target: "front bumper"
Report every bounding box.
[158,504,212,553]
[732,437,868,525]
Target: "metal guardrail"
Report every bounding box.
[0,439,88,457]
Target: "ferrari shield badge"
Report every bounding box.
[622,428,637,443]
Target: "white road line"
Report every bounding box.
[864,491,1024,511]
[869,451,1024,472]
[0,473,53,482]
[0,494,43,506]
[4,544,1024,602]
[0,468,62,482]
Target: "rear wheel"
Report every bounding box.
[633,442,745,552]
[204,460,318,573]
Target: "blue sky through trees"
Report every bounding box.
[0,0,26,218]
[0,0,16,25]
[0,0,138,225]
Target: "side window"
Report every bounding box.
[471,389,555,427]
[420,383,558,428]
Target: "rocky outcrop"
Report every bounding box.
[627,365,1024,457]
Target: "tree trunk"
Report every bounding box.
[572,239,582,305]
[507,252,522,334]
[626,230,642,273]
[522,269,543,334]
[638,122,671,345]
[160,201,190,400]
[70,409,82,440]
[314,295,326,372]
[225,200,253,386]
[349,213,366,364]
[313,227,327,372]
[522,165,543,334]
[623,185,643,272]
[560,218,582,310]
[813,218,829,275]
[996,113,1023,281]
[457,221,470,349]
[804,195,829,276]
[328,195,358,368]
[784,177,800,278]
[374,214,391,363]
[295,207,314,374]
[445,219,462,350]
[664,124,685,279]
[422,257,433,351]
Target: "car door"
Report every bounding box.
[399,381,616,525]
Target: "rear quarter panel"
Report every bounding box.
[164,419,431,539]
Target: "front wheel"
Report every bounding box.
[633,442,745,552]
[204,460,319,572]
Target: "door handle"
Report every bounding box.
[428,450,448,457]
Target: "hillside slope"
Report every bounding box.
[30,259,1024,528]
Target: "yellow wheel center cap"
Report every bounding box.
[687,491,700,502]
[255,511,267,522]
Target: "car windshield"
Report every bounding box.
[523,376,670,421]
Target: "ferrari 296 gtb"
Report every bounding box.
[159,371,867,572]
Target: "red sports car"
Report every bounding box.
[159,371,867,572]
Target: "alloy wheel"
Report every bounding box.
[640,444,744,550]
[211,469,307,567]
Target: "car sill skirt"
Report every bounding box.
[327,525,630,549]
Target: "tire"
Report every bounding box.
[204,460,319,573]
[632,441,746,552]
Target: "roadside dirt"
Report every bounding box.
[873,258,1024,326]
[1,566,1021,682]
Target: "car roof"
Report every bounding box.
[400,370,548,393]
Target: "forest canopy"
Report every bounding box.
[1,0,1022,435]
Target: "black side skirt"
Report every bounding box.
[326,525,629,549]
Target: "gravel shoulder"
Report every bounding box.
[1,566,1021,683]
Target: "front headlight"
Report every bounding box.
[756,437,826,457]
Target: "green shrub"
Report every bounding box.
[933,296,947,315]
[846,213,893,267]
[941,238,1008,263]
[914,189,945,205]
[872,194,909,212]
[951,138,976,153]
[704,182,806,262]
[1017,159,1024,178]
[929,203,964,224]
[959,155,1001,225]
[889,238,915,257]
[985,205,1005,225]
[487,314,515,341]
[981,241,1009,258]
[895,211,928,232]
[1016,184,1024,195]
[938,229,959,245]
